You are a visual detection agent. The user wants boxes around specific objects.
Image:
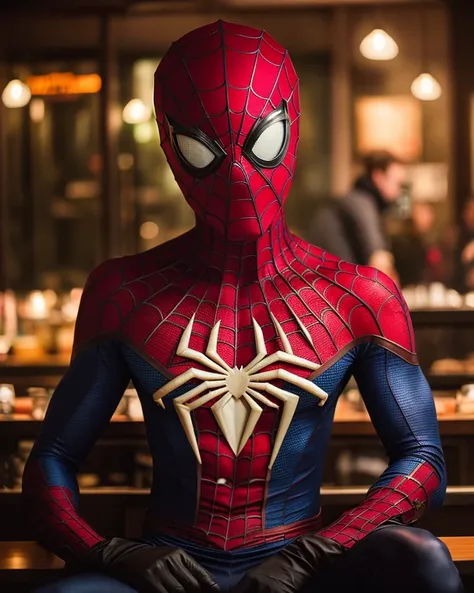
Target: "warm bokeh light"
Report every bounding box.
[2,79,31,108]
[140,221,159,240]
[26,72,101,96]
[43,289,58,308]
[70,288,83,303]
[26,291,48,320]
[122,98,151,124]
[134,121,155,143]
[359,29,399,61]
[29,98,45,122]
[411,73,442,101]
[117,153,134,171]
[3,550,28,569]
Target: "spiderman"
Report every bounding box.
[24,20,462,593]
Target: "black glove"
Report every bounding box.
[88,537,220,593]
[233,535,344,593]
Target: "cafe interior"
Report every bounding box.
[1,0,474,589]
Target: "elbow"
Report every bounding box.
[403,445,446,510]
[420,447,447,510]
[431,458,447,509]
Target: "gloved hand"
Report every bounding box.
[88,537,220,593]
[233,534,344,593]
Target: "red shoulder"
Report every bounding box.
[345,263,416,355]
[308,249,417,357]
[72,247,165,353]
[284,239,416,359]
[72,239,185,354]
[71,235,194,355]
[72,256,129,353]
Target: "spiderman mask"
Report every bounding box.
[154,20,300,242]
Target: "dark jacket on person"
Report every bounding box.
[309,176,390,265]
[453,226,474,294]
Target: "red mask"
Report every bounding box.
[154,20,300,242]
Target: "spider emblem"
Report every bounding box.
[154,314,328,469]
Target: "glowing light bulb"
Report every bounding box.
[411,73,442,101]
[122,99,151,124]
[359,29,399,61]
[2,79,31,108]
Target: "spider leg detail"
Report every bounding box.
[177,314,227,373]
[249,369,328,405]
[247,351,320,375]
[206,319,232,372]
[153,316,328,467]
[175,386,230,463]
[153,369,226,408]
[247,384,299,469]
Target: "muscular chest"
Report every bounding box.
[126,343,351,473]
[111,269,360,468]
[128,281,332,465]
[118,272,354,376]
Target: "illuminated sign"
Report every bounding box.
[26,72,102,96]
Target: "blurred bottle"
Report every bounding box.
[0,291,17,359]
[0,384,15,415]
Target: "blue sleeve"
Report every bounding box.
[319,343,446,548]
[355,343,446,504]
[22,340,130,559]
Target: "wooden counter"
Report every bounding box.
[0,414,146,441]
[0,408,473,440]
[0,354,69,377]
[332,399,474,436]
[0,397,473,440]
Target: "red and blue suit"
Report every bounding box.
[23,20,462,593]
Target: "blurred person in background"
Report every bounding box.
[453,197,474,293]
[391,202,447,287]
[309,150,405,283]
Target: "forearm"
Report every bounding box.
[319,457,441,548]
[22,341,129,561]
[23,455,103,561]
[234,458,442,593]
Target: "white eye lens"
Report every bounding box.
[176,134,215,169]
[251,120,285,162]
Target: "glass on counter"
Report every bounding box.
[28,387,52,420]
[12,335,45,360]
[456,384,474,414]
[15,290,54,356]
[402,283,465,310]
[9,441,33,489]
[23,291,49,320]
[0,384,15,415]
